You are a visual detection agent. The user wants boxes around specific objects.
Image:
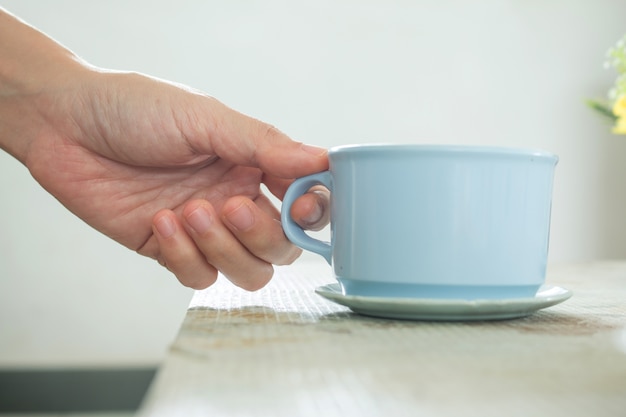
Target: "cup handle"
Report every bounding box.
[281,171,332,265]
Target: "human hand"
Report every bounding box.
[31,71,330,290]
[0,10,329,290]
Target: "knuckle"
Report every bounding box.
[161,249,192,272]
[259,124,282,144]
[204,239,239,265]
[254,124,287,166]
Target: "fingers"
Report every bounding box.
[221,195,302,265]
[181,200,275,291]
[153,197,295,291]
[289,186,330,231]
[264,175,330,230]
[152,189,330,291]
[152,210,219,290]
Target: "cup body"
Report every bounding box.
[283,144,558,299]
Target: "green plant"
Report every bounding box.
[587,35,626,134]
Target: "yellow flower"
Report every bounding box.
[613,115,626,134]
[612,95,626,134]
[613,94,626,117]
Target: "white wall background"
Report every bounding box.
[1,0,625,367]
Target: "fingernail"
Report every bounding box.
[225,202,255,231]
[154,215,176,238]
[301,143,327,157]
[301,200,323,226]
[186,206,213,234]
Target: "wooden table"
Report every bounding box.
[138,261,626,417]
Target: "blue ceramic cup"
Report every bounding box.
[281,144,558,300]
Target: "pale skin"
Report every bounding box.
[0,9,330,290]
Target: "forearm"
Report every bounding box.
[0,8,88,163]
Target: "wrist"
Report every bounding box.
[0,8,90,164]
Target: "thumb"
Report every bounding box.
[193,98,328,178]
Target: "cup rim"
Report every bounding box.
[329,143,558,161]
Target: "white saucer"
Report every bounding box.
[315,283,572,321]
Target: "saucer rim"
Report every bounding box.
[314,283,572,321]
[316,283,572,304]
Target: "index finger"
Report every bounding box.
[188,98,328,178]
